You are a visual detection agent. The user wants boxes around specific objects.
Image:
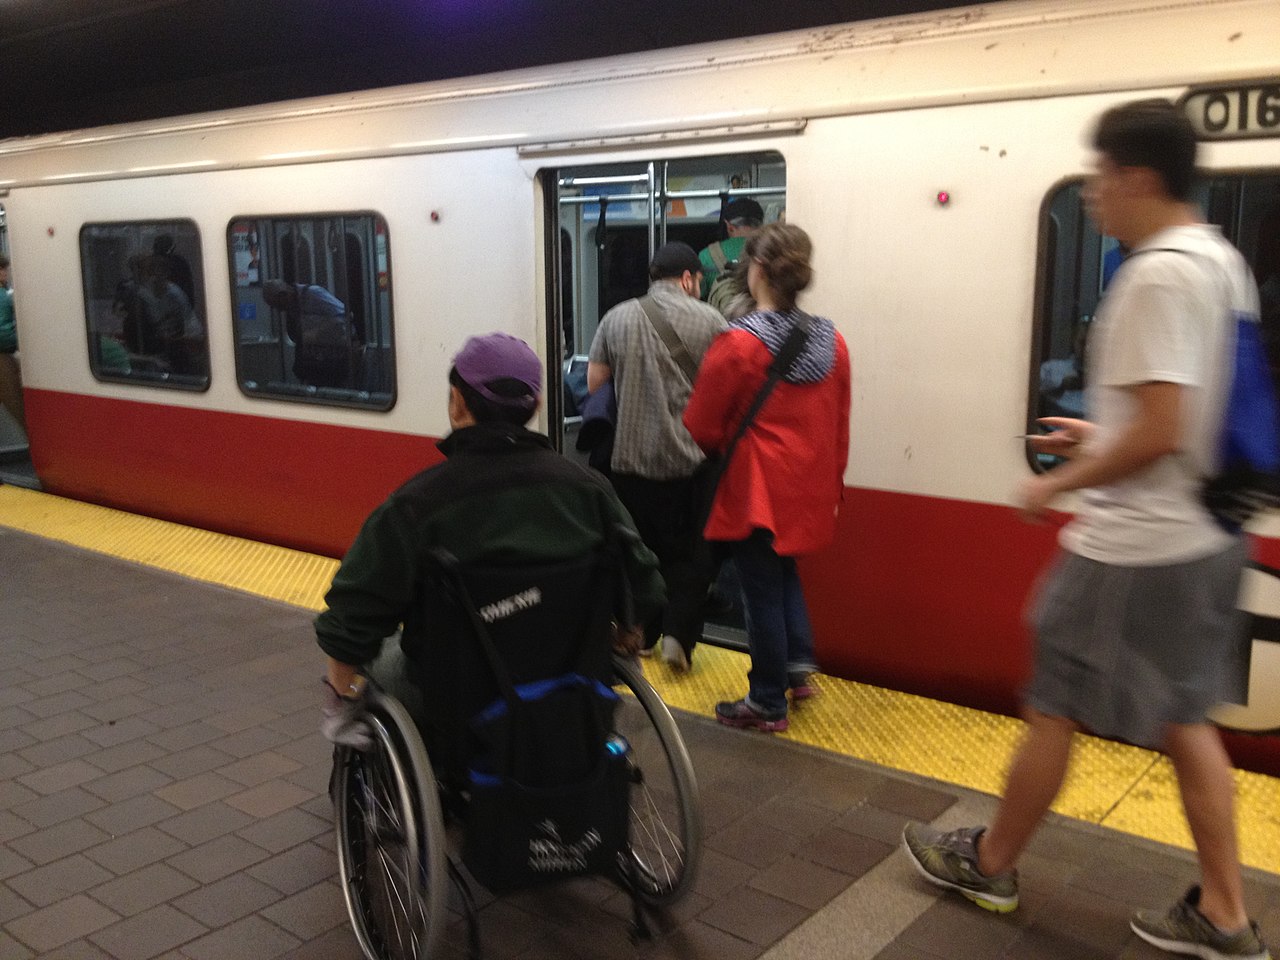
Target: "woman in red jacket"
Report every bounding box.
[684,223,851,731]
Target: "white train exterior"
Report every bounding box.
[2,0,1278,761]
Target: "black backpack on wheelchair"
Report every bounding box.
[418,545,630,893]
[332,535,701,960]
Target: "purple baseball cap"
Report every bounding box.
[452,333,542,406]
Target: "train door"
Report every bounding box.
[540,151,786,645]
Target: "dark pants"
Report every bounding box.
[731,529,818,715]
[611,471,713,659]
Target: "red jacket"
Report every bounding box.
[684,326,850,555]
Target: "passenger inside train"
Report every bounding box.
[262,279,359,390]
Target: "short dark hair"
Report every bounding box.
[1091,98,1198,201]
[0,255,9,269]
[722,197,764,227]
[648,242,703,282]
[448,367,536,426]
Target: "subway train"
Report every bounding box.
[2,0,1279,768]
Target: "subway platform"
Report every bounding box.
[0,486,1277,960]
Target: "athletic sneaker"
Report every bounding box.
[715,699,789,732]
[901,823,1019,913]
[660,636,690,673]
[1131,886,1271,960]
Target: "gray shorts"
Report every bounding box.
[1025,538,1249,750]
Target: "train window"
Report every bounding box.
[79,221,210,389]
[226,214,395,410]
[1031,172,1280,469]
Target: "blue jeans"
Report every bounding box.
[730,529,818,716]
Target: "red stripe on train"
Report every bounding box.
[23,388,1280,774]
[25,388,441,557]
[803,489,1063,716]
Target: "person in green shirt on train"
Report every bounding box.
[698,197,764,313]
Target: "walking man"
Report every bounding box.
[588,242,727,671]
[904,99,1270,960]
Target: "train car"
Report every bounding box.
[2,0,1278,766]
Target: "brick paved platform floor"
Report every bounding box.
[1,527,1277,960]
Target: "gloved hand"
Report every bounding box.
[321,678,372,750]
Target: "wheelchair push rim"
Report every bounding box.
[611,654,702,906]
[335,688,449,960]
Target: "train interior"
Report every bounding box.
[545,150,786,644]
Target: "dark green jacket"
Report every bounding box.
[315,422,664,667]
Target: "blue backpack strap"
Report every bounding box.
[1132,246,1280,529]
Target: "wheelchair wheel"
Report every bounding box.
[611,654,702,906]
[335,688,449,960]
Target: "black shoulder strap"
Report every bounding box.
[425,544,618,713]
[426,548,521,708]
[714,314,812,480]
[638,295,699,385]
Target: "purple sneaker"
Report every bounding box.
[715,699,789,732]
[789,674,818,702]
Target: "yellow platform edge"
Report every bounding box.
[2,485,1277,872]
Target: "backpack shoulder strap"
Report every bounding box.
[638,295,698,385]
[706,242,729,273]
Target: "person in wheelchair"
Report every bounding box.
[316,335,707,959]
[315,330,664,769]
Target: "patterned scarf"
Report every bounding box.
[730,308,837,384]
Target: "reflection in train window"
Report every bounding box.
[80,221,210,390]
[1031,172,1280,470]
[227,214,395,410]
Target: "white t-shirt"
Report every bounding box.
[1061,224,1260,565]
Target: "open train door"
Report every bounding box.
[539,153,787,647]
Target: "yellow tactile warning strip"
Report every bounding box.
[0,486,337,610]
[660,645,1280,872]
[3,484,1278,872]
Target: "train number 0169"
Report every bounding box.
[1182,82,1280,140]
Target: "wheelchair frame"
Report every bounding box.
[333,654,701,960]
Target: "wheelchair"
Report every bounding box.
[331,546,702,960]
